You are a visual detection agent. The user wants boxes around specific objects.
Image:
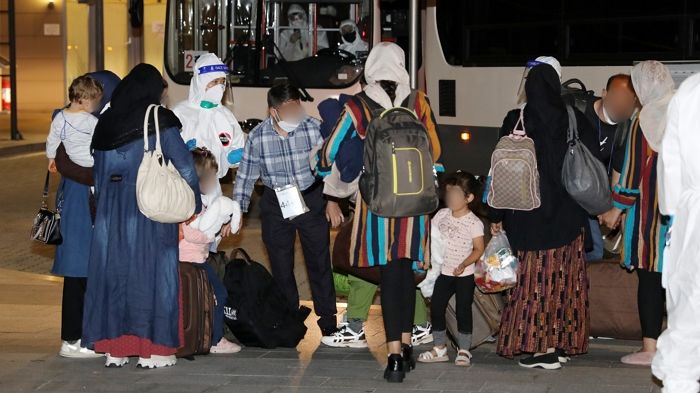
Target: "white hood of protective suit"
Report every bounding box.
[338,19,368,56]
[173,53,245,180]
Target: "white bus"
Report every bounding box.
[164,0,700,174]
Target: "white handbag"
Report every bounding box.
[136,104,196,223]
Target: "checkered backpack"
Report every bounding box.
[485,108,541,211]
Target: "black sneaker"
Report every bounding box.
[518,352,562,370]
[556,349,570,364]
[402,344,416,372]
[384,354,405,383]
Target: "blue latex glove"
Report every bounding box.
[227,148,244,165]
[186,138,197,151]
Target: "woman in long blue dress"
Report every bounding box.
[82,64,201,369]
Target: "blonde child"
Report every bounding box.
[46,75,103,358]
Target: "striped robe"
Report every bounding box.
[613,118,670,273]
[318,91,442,268]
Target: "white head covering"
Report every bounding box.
[631,60,675,152]
[187,53,228,106]
[535,56,562,80]
[172,53,245,181]
[288,4,307,28]
[338,19,368,56]
[363,42,411,109]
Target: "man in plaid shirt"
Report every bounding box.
[234,82,338,338]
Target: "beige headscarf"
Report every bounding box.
[362,42,411,109]
[631,60,675,152]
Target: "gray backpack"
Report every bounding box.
[562,105,613,215]
[357,91,438,218]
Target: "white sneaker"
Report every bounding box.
[105,354,129,368]
[321,325,368,348]
[137,355,177,369]
[210,338,242,354]
[412,323,434,346]
[59,340,104,359]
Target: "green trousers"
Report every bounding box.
[334,272,428,324]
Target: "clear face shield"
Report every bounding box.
[223,74,235,106]
[516,60,545,105]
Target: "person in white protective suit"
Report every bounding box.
[338,19,368,57]
[652,72,700,393]
[173,53,245,197]
[278,4,329,62]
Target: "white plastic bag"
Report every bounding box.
[475,231,519,293]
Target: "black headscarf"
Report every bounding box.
[520,64,571,198]
[92,64,181,151]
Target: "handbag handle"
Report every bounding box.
[142,104,163,155]
[41,170,51,208]
[566,105,579,143]
[231,248,253,265]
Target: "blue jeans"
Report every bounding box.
[202,263,227,344]
[586,218,604,261]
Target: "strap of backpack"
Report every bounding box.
[406,90,418,112]
[511,108,527,137]
[355,92,383,120]
[231,248,253,265]
[565,105,579,143]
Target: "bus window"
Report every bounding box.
[165,0,372,88]
[435,0,700,67]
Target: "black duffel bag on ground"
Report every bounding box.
[223,248,311,349]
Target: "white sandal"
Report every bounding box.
[418,346,449,363]
[455,349,472,367]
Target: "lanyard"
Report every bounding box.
[274,131,297,188]
[598,117,614,174]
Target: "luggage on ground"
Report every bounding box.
[357,91,439,217]
[223,248,310,349]
[446,290,503,349]
[588,260,644,340]
[177,262,215,358]
[485,108,541,211]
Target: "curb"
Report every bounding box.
[0,142,45,158]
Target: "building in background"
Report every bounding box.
[0,0,166,113]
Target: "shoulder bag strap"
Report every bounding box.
[153,105,162,155]
[142,104,155,152]
[565,105,579,143]
[41,170,50,208]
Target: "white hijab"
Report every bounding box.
[631,60,675,152]
[363,42,411,109]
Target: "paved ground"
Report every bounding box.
[0,114,663,392]
[0,111,49,157]
[0,269,662,393]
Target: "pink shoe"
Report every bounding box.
[210,338,242,354]
[620,351,655,366]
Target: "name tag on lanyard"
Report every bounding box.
[273,131,309,219]
[275,184,309,220]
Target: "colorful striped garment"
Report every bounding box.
[613,118,670,273]
[318,91,442,268]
